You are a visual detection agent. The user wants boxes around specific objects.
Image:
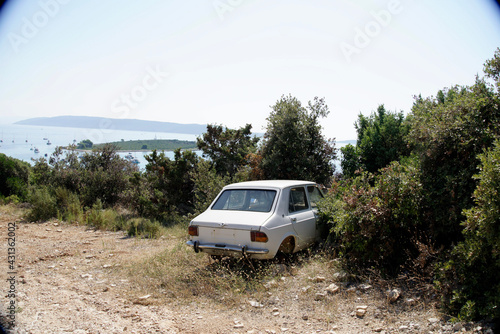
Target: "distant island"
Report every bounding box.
[15,116,207,135]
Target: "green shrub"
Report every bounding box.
[4,195,21,204]
[54,187,83,223]
[142,148,199,219]
[25,186,57,222]
[0,154,30,201]
[319,158,425,274]
[85,199,120,230]
[79,144,135,207]
[127,218,163,238]
[189,159,229,215]
[437,140,500,322]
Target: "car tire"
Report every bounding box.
[278,236,295,254]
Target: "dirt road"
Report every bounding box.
[1,209,178,333]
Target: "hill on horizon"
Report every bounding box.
[15,116,207,135]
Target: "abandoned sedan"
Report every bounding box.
[186,180,325,260]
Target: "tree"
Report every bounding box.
[189,159,230,214]
[339,144,360,178]
[77,139,93,149]
[79,144,135,207]
[143,148,199,219]
[341,105,410,178]
[197,124,259,177]
[407,79,500,246]
[259,95,336,184]
[484,47,500,91]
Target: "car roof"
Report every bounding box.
[223,180,317,190]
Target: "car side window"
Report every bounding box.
[289,187,309,213]
[307,186,324,209]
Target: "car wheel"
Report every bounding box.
[278,236,295,254]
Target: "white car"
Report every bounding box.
[187,180,325,260]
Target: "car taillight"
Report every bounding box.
[250,231,268,243]
[188,225,198,236]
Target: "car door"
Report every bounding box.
[288,186,316,249]
[306,185,325,240]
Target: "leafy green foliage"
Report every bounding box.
[54,186,83,223]
[484,47,500,90]
[142,148,199,219]
[259,95,336,184]
[189,159,230,215]
[25,186,57,222]
[407,79,500,247]
[197,124,259,177]
[32,144,136,210]
[341,105,410,178]
[78,144,136,207]
[85,199,120,230]
[339,144,360,179]
[0,154,30,200]
[438,140,500,321]
[127,218,163,238]
[319,158,424,273]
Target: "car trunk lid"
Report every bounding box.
[192,210,272,230]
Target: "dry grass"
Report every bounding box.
[124,235,352,308]
[123,237,276,307]
[117,230,449,333]
[0,202,26,217]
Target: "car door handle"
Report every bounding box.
[290,217,297,222]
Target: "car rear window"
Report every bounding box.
[212,189,277,212]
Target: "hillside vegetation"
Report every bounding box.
[1,49,500,326]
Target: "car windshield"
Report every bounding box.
[212,189,277,212]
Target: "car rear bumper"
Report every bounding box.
[186,240,269,256]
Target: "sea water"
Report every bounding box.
[0,123,200,169]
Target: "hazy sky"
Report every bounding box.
[0,0,499,140]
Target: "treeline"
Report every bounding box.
[1,49,499,322]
